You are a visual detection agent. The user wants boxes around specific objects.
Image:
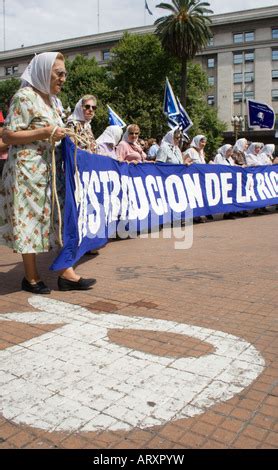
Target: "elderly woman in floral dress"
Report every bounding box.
[0,52,96,293]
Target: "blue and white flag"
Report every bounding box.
[145,0,153,15]
[247,99,275,129]
[176,98,193,133]
[107,105,126,128]
[163,78,180,118]
[163,78,193,132]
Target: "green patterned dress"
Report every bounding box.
[0,86,64,254]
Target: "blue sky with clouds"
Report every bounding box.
[1,0,276,51]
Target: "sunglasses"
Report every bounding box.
[54,70,67,78]
[129,132,139,136]
[83,104,97,111]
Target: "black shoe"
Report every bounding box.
[206,215,214,221]
[236,211,249,218]
[193,217,205,224]
[253,208,264,215]
[223,213,236,220]
[58,276,97,291]
[85,250,99,256]
[21,277,51,294]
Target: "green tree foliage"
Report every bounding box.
[0,78,21,116]
[155,0,212,106]
[107,33,177,138]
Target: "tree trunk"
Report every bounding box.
[181,59,187,108]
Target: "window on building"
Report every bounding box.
[207,95,215,106]
[233,33,243,43]
[233,31,254,43]
[272,28,278,39]
[102,50,110,61]
[208,76,215,86]
[245,72,254,82]
[272,89,278,101]
[207,37,214,47]
[272,70,278,79]
[5,65,18,76]
[207,57,215,68]
[244,31,254,42]
[233,92,243,103]
[234,73,243,84]
[244,90,254,100]
[245,51,254,62]
[233,53,243,64]
[272,50,278,61]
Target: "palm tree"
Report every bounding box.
[155,0,213,106]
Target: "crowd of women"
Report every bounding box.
[0,51,277,294]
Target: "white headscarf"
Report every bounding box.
[246,142,263,155]
[259,144,275,156]
[96,125,123,146]
[162,129,179,146]
[122,125,140,145]
[67,98,86,122]
[233,138,248,153]
[217,144,232,157]
[21,52,59,95]
[190,135,206,149]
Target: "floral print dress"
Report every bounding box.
[66,120,97,153]
[0,86,64,253]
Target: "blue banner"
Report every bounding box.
[50,137,278,271]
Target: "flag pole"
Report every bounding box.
[144,1,146,26]
[3,0,6,51]
[97,0,100,33]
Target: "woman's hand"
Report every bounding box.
[48,126,66,142]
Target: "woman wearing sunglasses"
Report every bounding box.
[66,95,97,153]
[116,124,147,164]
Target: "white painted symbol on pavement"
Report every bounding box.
[0,297,264,432]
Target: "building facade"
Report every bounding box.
[0,6,277,133]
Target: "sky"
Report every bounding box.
[0,0,277,51]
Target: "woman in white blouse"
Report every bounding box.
[214,144,234,165]
[183,135,207,164]
[245,142,264,167]
[156,128,183,164]
[259,144,274,165]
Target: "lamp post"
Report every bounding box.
[231,115,244,143]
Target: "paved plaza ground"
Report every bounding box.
[0,208,277,450]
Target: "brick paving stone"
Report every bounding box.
[176,431,206,448]
[158,424,188,442]
[219,417,244,434]
[8,430,37,448]
[201,440,230,449]
[200,411,225,427]
[241,424,268,443]
[264,431,278,447]
[211,428,237,445]
[191,421,216,437]
[232,435,261,449]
